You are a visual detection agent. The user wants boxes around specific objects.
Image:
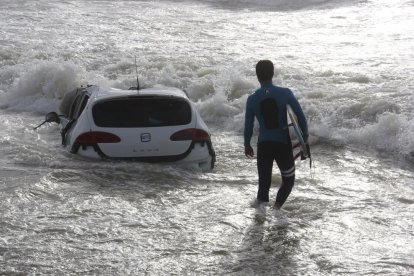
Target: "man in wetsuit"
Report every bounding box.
[244,60,308,209]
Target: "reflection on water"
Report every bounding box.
[228,209,296,274]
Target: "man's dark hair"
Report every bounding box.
[256,60,274,82]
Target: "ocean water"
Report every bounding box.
[1,0,413,274]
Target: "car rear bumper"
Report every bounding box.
[71,141,215,171]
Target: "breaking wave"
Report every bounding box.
[1,59,412,160]
[0,60,107,113]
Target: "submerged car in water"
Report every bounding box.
[43,85,215,171]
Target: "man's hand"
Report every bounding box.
[245,145,254,158]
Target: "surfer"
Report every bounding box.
[244,60,308,210]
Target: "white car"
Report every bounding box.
[42,85,215,171]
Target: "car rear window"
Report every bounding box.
[92,97,192,127]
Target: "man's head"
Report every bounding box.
[256,60,274,83]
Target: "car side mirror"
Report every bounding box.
[33,112,61,130]
[45,112,60,124]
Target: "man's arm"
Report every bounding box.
[244,96,255,157]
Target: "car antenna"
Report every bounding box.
[129,56,140,91]
[134,56,140,91]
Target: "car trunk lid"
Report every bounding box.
[90,95,196,158]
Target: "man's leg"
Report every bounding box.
[256,142,275,202]
[274,144,295,208]
[275,174,295,208]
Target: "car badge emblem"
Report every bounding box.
[141,133,151,142]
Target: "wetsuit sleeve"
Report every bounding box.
[288,91,308,137]
[244,96,254,147]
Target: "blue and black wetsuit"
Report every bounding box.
[244,83,308,206]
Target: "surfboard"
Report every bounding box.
[286,104,310,160]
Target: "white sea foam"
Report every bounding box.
[343,113,414,155]
[1,61,78,111]
[0,60,109,113]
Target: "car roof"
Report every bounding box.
[89,85,189,101]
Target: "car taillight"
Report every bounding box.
[170,128,210,142]
[75,131,121,144]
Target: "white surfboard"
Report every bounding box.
[286,104,310,159]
